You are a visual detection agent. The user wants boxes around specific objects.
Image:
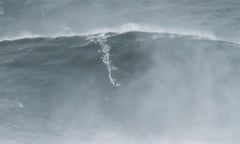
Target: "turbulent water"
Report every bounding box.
[0,0,240,144]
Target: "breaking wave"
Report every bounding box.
[0,23,218,42]
[1,30,240,144]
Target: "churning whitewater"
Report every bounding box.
[0,0,240,144]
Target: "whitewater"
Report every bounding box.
[0,0,240,144]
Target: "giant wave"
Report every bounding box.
[1,31,240,144]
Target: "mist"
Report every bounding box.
[0,0,240,43]
[0,0,240,144]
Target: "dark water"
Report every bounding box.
[1,0,240,144]
[1,32,240,144]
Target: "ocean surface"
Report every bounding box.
[0,0,240,144]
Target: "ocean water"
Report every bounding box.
[0,0,240,144]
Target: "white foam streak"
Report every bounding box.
[88,34,121,88]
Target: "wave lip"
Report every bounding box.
[0,23,218,42]
[84,23,217,41]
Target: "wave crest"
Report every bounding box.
[84,23,217,40]
[0,23,217,42]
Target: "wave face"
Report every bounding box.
[1,31,240,144]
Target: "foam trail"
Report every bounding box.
[88,34,121,87]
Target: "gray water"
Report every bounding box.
[1,0,240,43]
[0,0,240,144]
